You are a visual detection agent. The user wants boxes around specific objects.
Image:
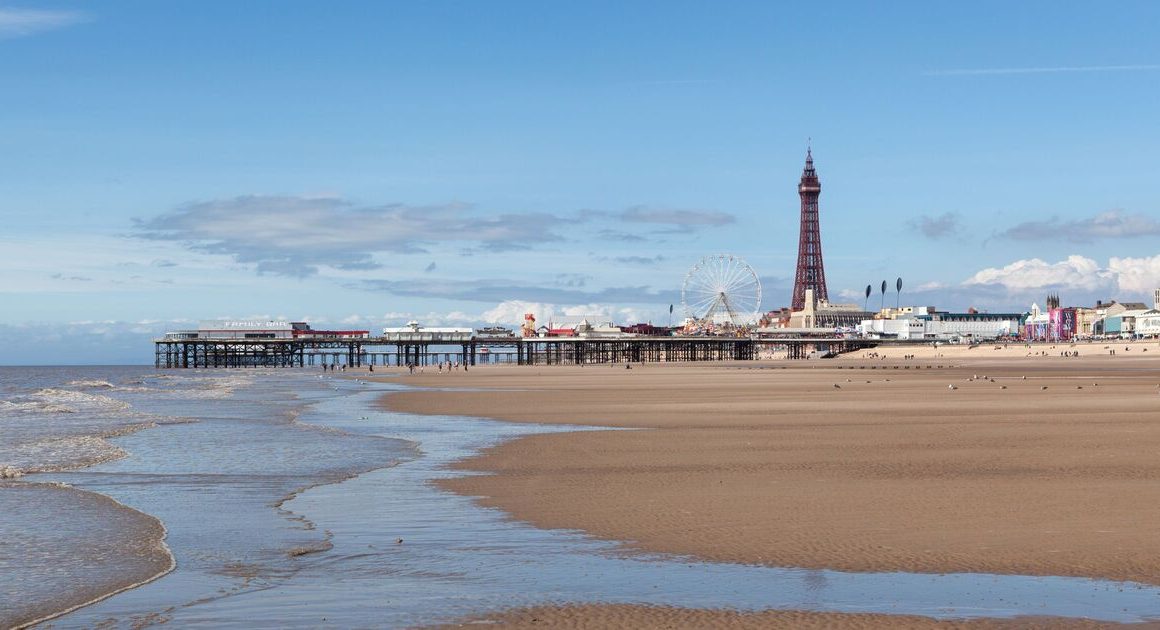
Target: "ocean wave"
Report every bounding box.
[65,380,117,389]
[0,400,77,415]
[0,435,133,476]
[128,373,256,395]
[31,389,133,413]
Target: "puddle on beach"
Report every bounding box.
[30,374,1160,627]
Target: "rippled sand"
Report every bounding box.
[383,344,1160,589]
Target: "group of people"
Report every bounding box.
[436,360,467,373]
[405,361,468,374]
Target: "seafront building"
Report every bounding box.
[858,308,1022,342]
[783,289,869,330]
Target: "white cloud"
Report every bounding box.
[963,255,1114,292]
[1107,255,1160,293]
[960,254,1160,305]
[914,281,947,292]
[0,8,86,38]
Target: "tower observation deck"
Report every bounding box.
[791,147,829,311]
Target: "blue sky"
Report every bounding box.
[2,2,1160,363]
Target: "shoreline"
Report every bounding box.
[375,349,1160,589]
[14,370,410,628]
[1,480,175,630]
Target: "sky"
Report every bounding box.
[2,1,1159,364]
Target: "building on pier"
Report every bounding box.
[163,321,368,340]
[381,320,473,342]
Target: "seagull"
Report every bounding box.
[948,384,957,390]
[1000,385,1008,389]
[833,384,841,389]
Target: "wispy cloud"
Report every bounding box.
[926,64,1160,77]
[619,205,735,228]
[591,254,666,265]
[907,212,961,239]
[995,210,1160,243]
[0,8,86,39]
[612,255,666,265]
[597,229,648,243]
[136,196,570,277]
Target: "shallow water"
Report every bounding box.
[42,375,1160,627]
[2,368,410,628]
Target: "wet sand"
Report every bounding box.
[379,342,1160,624]
[436,604,1128,629]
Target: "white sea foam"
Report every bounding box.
[4,435,132,474]
[65,380,116,389]
[0,377,161,475]
[29,389,133,413]
[0,400,77,415]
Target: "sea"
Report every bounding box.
[4,366,1160,628]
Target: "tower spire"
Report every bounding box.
[790,146,828,311]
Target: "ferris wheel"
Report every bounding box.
[681,254,762,326]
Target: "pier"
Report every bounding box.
[153,334,875,368]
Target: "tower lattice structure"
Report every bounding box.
[791,148,828,311]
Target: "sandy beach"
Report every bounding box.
[436,604,1129,629]
[380,341,1160,625]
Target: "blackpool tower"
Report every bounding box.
[790,147,828,311]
